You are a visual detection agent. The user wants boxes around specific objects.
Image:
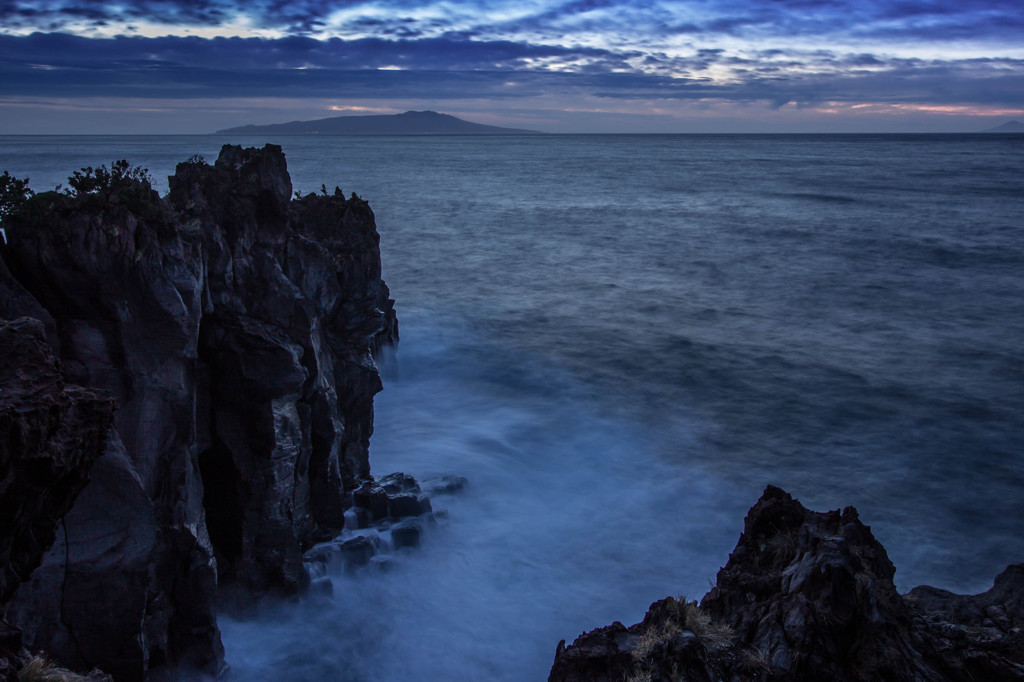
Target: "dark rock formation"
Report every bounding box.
[0,317,114,681]
[549,486,1024,682]
[0,145,398,680]
[905,565,1024,681]
[301,467,442,582]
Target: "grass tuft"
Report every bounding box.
[632,620,683,662]
[18,657,95,682]
[682,601,735,652]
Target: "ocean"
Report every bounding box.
[2,133,1022,680]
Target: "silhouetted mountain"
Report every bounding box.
[217,110,539,135]
[982,120,1024,133]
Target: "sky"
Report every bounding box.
[1,0,1023,133]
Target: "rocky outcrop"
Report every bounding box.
[549,486,1024,682]
[0,146,398,680]
[905,565,1024,681]
[0,317,114,681]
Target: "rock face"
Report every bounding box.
[0,146,398,680]
[0,317,115,681]
[549,486,1024,682]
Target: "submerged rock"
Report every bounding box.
[387,492,433,519]
[352,480,389,523]
[303,470,443,578]
[379,472,420,495]
[549,486,1024,682]
[0,146,398,680]
[389,523,421,550]
[422,474,469,496]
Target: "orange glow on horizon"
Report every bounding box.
[816,102,1024,117]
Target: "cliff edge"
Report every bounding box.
[0,146,398,680]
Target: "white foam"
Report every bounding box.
[219,318,744,681]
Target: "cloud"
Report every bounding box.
[0,32,636,73]
[1,32,1022,110]
[2,0,1022,48]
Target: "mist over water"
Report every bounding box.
[2,133,1023,680]
[221,312,742,681]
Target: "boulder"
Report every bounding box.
[379,472,420,495]
[422,474,468,496]
[387,493,432,519]
[352,480,389,522]
[337,536,380,571]
[390,524,421,550]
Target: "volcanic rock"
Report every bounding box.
[422,474,469,496]
[352,480,389,523]
[389,524,421,550]
[0,145,398,680]
[549,486,1024,682]
[0,317,114,681]
[379,472,420,495]
[387,493,432,519]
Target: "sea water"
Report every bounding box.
[2,133,1022,680]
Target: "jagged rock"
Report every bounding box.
[549,622,635,682]
[549,486,1024,682]
[0,621,28,682]
[379,472,420,495]
[387,493,432,519]
[337,536,380,571]
[352,480,389,522]
[10,432,168,680]
[390,524,421,550]
[302,533,387,576]
[905,565,1024,681]
[422,474,468,495]
[0,317,114,681]
[0,259,57,348]
[1,145,398,680]
[308,577,334,600]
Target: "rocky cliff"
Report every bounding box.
[0,316,114,681]
[0,146,398,680]
[549,486,1024,682]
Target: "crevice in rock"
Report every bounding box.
[198,438,243,584]
[59,516,92,672]
[308,391,346,530]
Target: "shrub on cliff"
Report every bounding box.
[0,171,34,225]
[2,160,169,245]
[61,160,165,227]
[66,160,151,197]
[65,160,157,211]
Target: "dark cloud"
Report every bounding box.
[878,0,1021,19]
[6,0,238,27]
[850,14,1024,41]
[477,0,1024,45]
[0,32,633,72]
[1,0,1022,44]
[1,32,1021,109]
[593,57,1024,108]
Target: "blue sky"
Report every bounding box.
[1,0,1022,132]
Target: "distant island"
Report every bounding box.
[216,110,540,135]
[982,120,1024,133]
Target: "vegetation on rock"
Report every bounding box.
[0,171,33,226]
